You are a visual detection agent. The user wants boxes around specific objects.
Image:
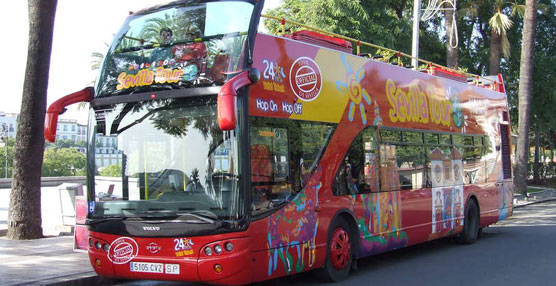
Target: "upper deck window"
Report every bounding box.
[96,1,254,98]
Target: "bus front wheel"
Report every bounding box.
[457,199,479,244]
[320,216,353,282]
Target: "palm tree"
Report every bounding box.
[7,0,58,240]
[488,0,524,74]
[514,0,538,196]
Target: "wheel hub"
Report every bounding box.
[330,227,350,270]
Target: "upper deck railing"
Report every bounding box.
[261,14,502,91]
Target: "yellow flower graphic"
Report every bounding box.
[336,54,371,124]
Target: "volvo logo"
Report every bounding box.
[146,242,162,254]
[143,226,161,231]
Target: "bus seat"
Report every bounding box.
[208,53,230,84]
[250,144,273,184]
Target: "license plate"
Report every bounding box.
[130,262,163,273]
[165,263,180,275]
[129,262,180,275]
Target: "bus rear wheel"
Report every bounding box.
[321,217,353,282]
[457,199,479,244]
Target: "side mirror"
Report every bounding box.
[44,87,94,142]
[217,68,260,131]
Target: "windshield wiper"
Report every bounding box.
[121,210,218,224]
[87,215,126,225]
[176,210,218,224]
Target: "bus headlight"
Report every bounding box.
[225,242,234,252]
[214,244,222,255]
[204,247,213,256]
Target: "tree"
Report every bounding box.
[514,0,538,196]
[45,139,86,149]
[100,164,122,177]
[524,0,556,181]
[488,0,524,75]
[7,0,58,240]
[264,0,445,64]
[42,148,87,177]
[0,138,15,178]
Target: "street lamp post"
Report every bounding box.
[411,0,421,70]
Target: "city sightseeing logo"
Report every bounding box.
[289,57,322,101]
[108,237,139,264]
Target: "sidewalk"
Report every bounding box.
[0,235,115,286]
[1,186,555,286]
[513,186,556,208]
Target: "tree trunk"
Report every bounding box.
[533,120,541,182]
[7,0,58,240]
[444,3,458,69]
[489,28,501,75]
[541,146,548,181]
[533,120,540,181]
[548,144,554,178]
[514,0,538,197]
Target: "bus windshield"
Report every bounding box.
[95,1,254,98]
[88,96,241,221]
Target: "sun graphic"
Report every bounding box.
[336,54,371,124]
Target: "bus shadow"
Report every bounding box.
[260,237,473,285]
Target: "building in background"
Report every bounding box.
[1,110,120,169]
[56,119,87,143]
[95,135,122,169]
[56,119,88,153]
[0,112,18,139]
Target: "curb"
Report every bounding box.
[514,198,556,208]
[12,272,119,286]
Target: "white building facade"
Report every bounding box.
[95,135,122,169]
[56,119,87,143]
[0,112,18,139]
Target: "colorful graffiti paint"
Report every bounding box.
[357,191,408,256]
[267,168,321,276]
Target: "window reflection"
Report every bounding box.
[334,127,378,195]
[334,128,490,195]
[89,96,241,219]
[250,117,335,215]
[96,1,254,97]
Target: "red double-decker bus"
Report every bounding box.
[45,0,513,284]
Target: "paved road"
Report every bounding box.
[114,201,556,286]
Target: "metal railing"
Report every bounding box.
[261,14,499,87]
[0,176,86,189]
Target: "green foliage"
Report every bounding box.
[267,1,411,53]
[46,139,86,149]
[0,138,15,178]
[42,148,87,177]
[100,164,122,177]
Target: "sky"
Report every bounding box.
[0,0,281,124]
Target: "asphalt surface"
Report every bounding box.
[112,201,556,286]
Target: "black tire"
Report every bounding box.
[457,199,479,244]
[319,216,353,282]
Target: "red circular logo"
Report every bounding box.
[289,57,322,101]
[108,237,138,264]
